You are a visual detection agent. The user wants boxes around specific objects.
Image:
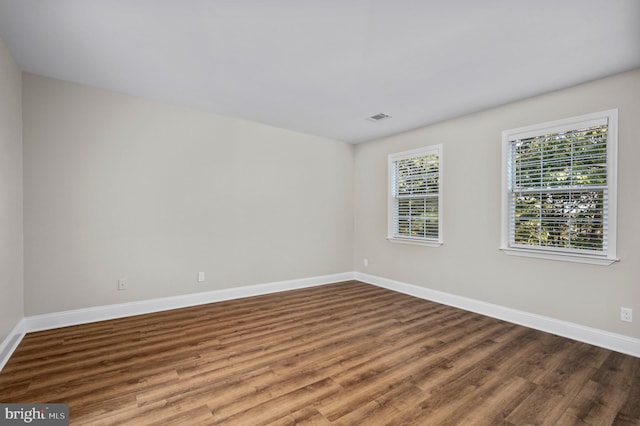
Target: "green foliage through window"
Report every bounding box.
[509,125,608,252]
[391,152,440,240]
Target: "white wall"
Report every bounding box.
[14,65,640,342]
[23,74,354,316]
[0,38,23,342]
[354,69,640,339]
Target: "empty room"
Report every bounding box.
[1,1,639,424]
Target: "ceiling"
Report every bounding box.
[0,0,638,144]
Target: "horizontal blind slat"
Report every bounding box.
[391,149,441,241]
[508,121,609,253]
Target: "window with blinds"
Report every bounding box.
[388,145,442,246]
[501,110,618,265]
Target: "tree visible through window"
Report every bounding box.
[501,110,618,265]
[388,145,442,246]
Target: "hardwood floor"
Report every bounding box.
[1,281,638,425]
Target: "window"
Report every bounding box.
[501,110,618,265]
[388,145,443,246]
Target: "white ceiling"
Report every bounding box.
[0,0,638,143]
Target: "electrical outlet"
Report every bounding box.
[620,307,632,322]
[117,278,127,291]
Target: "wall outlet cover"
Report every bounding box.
[117,278,127,291]
[620,307,632,322]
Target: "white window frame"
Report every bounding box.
[388,144,443,247]
[500,109,618,265]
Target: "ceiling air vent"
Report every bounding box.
[367,113,392,122]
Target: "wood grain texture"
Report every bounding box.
[1,281,638,425]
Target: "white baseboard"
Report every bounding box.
[355,272,640,358]
[3,270,638,373]
[0,318,26,372]
[24,272,355,333]
[0,272,353,372]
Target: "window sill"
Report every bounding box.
[500,247,618,266]
[387,237,443,248]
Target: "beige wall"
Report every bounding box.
[23,74,354,315]
[13,64,640,340]
[0,38,23,341]
[354,69,640,339]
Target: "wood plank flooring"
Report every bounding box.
[0,281,638,425]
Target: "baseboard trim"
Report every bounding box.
[355,272,640,358]
[3,270,637,373]
[0,318,26,372]
[0,272,353,372]
[24,272,355,333]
